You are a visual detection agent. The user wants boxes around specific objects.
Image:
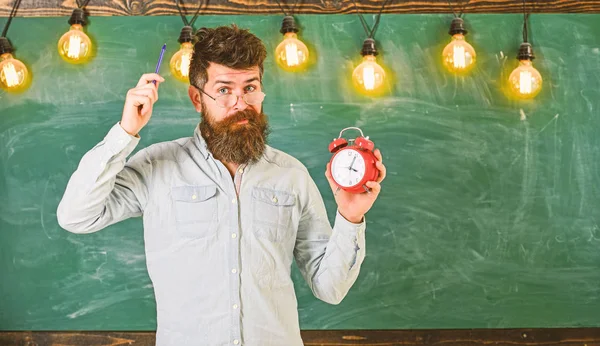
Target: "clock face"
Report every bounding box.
[331,149,366,187]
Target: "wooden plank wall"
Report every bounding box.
[0,0,599,17]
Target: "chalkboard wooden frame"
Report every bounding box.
[0,0,599,17]
[2,8,600,345]
[1,329,600,345]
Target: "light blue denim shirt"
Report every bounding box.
[57,123,367,346]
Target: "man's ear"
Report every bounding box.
[188,85,203,113]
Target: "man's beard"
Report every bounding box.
[199,103,270,165]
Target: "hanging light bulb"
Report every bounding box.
[170,26,194,83]
[352,38,386,94]
[170,42,193,82]
[507,9,542,99]
[0,37,29,92]
[508,43,542,99]
[275,16,309,71]
[57,9,93,64]
[442,17,476,74]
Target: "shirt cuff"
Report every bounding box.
[333,210,366,237]
[105,122,140,157]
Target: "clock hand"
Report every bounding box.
[348,156,357,171]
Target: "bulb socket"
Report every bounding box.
[448,17,468,36]
[178,26,194,43]
[68,8,87,26]
[280,16,299,34]
[0,37,14,55]
[360,38,378,56]
[517,42,535,61]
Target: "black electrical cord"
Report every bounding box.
[446,0,471,18]
[351,0,393,39]
[1,0,22,38]
[76,0,91,9]
[176,0,203,27]
[522,0,530,43]
[273,0,301,17]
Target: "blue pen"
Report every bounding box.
[153,43,167,85]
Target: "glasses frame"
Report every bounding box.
[195,86,266,109]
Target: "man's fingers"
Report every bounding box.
[325,163,339,193]
[376,161,386,183]
[130,89,156,105]
[366,181,381,194]
[128,98,151,116]
[374,148,383,163]
[128,94,152,113]
[136,73,164,87]
[138,82,159,102]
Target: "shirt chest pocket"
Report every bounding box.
[252,187,296,243]
[171,185,219,238]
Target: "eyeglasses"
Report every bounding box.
[196,87,266,109]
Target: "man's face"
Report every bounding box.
[190,63,269,165]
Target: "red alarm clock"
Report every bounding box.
[328,127,378,194]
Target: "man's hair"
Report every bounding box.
[189,25,267,89]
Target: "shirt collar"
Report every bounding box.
[192,124,211,160]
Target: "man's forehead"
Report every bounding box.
[207,64,260,83]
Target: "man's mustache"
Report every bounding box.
[219,109,260,127]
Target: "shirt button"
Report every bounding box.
[233,304,238,309]
[232,269,237,274]
[272,196,278,203]
[232,199,236,204]
[239,168,244,174]
[233,340,239,345]
[231,233,237,239]
[191,194,197,200]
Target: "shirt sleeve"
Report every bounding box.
[56,122,151,234]
[293,175,367,305]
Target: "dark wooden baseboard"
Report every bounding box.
[1,329,600,345]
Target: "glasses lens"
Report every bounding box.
[217,94,237,108]
[244,92,265,105]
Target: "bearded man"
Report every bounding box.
[58,25,386,346]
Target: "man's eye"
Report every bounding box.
[245,85,256,92]
[218,88,229,94]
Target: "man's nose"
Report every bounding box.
[232,93,248,112]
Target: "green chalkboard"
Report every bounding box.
[1,14,600,331]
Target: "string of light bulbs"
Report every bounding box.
[1,0,544,100]
[0,0,29,92]
[169,0,203,82]
[273,0,310,72]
